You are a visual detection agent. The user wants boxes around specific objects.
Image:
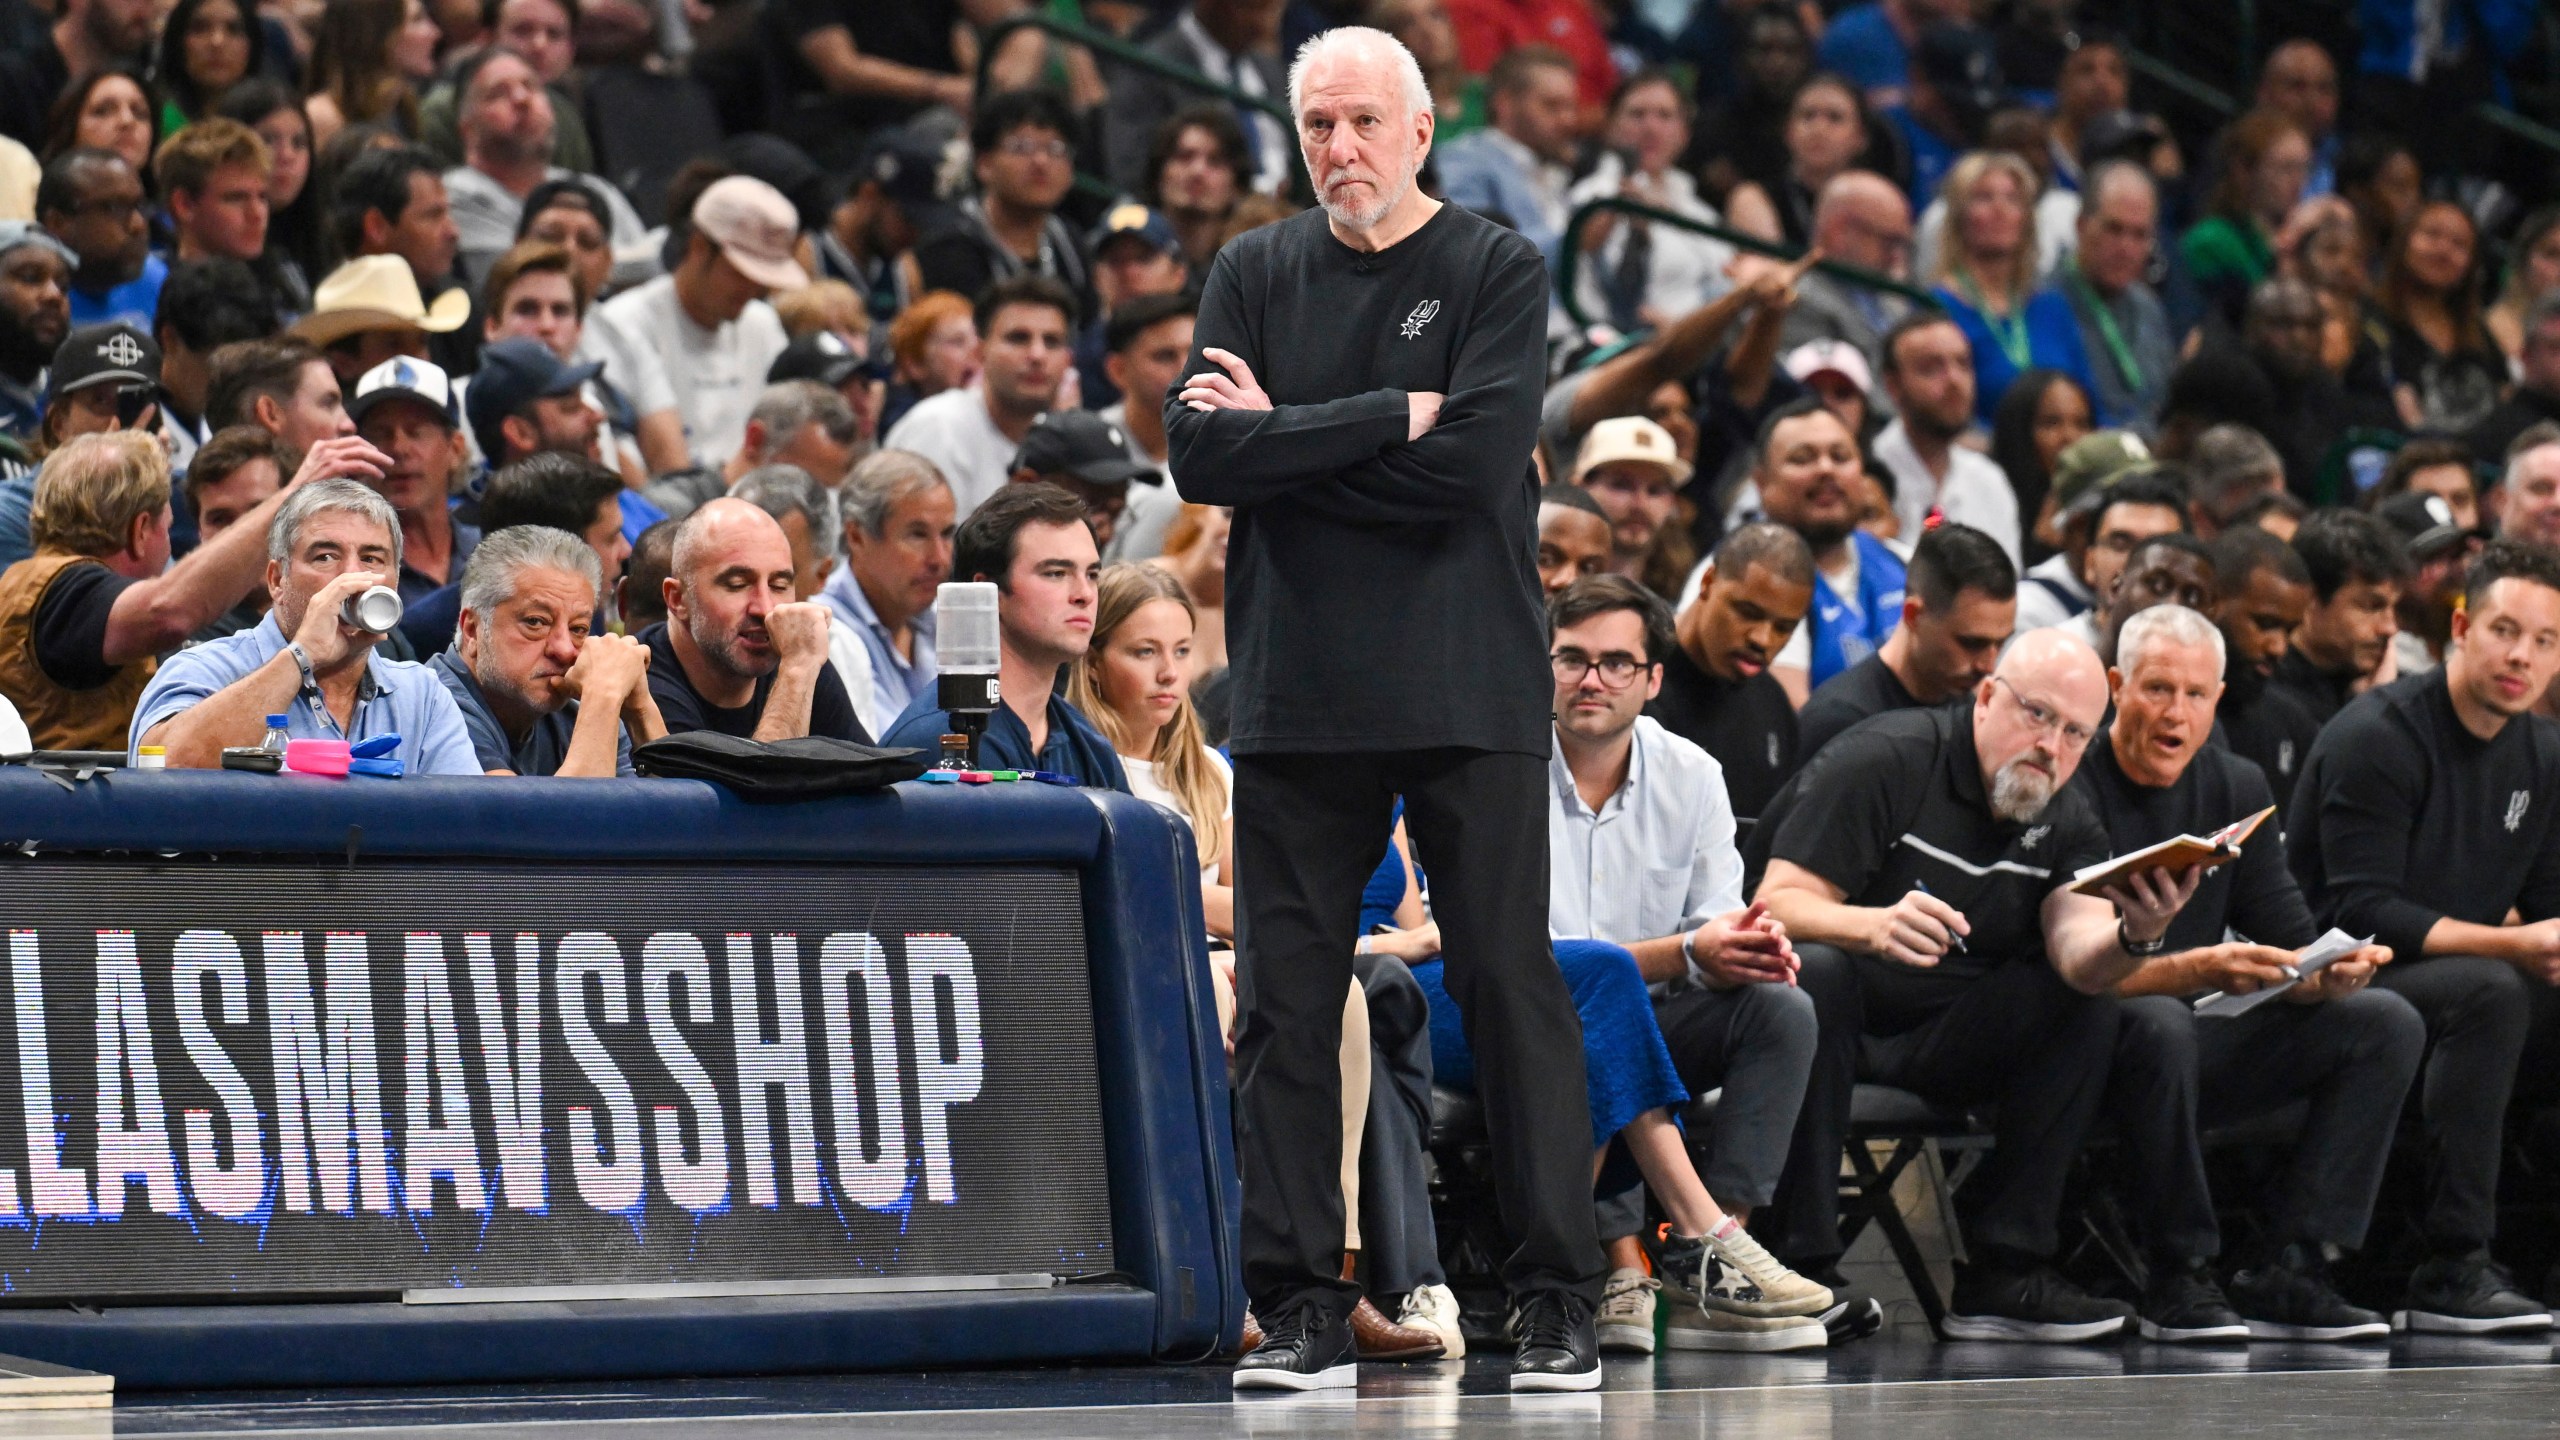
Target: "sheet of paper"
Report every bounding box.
[2194,929,2371,1018]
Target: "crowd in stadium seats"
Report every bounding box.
[2,0,2560,1370]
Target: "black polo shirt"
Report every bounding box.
[2211,666,2322,818]
[1747,704,2111,976]
[1797,652,1924,757]
[1647,643,1799,825]
[2073,732,2315,956]
[2287,669,2560,961]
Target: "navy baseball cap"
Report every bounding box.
[854,125,958,236]
[1088,202,1182,260]
[1914,23,2005,125]
[464,338,600,457]
[1013,409,1154,487]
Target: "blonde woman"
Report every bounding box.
[1929,149,2096,426]
[1071,563,1457,1360]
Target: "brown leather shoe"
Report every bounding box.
[1231,1307,1265,1359]
[1351,1296,1446,1360]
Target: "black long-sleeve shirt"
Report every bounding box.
[1647,644,1799,825]
[2287,670,2560,961]
[2211,664,2323,820]
[2268,644,2357,727]
[1165,204,1550,756]
[2075,733,2316,955]
[1798,652,1924,757]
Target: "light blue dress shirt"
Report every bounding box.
[819,565,936,738]
[131,612,482,774]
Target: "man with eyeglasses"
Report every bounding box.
[1747,627,2209,1342]
[1546,575,1847,1351]
[912,89,1096,326]
[1780,173,1915,385]
[35,148,163,332]
[2049,161,2174,429]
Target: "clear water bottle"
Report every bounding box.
[260,714,290,757]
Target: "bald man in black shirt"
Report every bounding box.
[1748,628,2207,1342]
[2076,603,2419,1343]
[1168,26,1605,1391]
[2290,539,2560,1335]
[1649,522,1812,825]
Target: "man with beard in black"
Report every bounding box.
[0,225,74,443]
[2229,278,2394,495]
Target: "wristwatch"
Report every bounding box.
[2119,919,2169,957]
[1680,928,1708,988]
[284,640,317,693]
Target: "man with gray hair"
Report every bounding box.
[641,380,864,521]
[2051,160,2174,430]
[431,525,665,775]
[1169,23,1607,1391]
[131,477,480,772]
[2074,603,2419,1343]
[730,463,838,601]
[822,450,954,736]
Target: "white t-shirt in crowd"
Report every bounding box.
[1874,419,2021,567]
[595,276,786,469]
[1099,399,1180,562]
[1123,746,1233,882]
[881,386,1021,519]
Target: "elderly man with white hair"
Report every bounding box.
[1165,24,1610,1392]
[2075,603,2419,1344]
[1747,627,2204,1346]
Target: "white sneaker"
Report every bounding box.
[1595,1268,1660,1353]
[1699,1226,1833,1318]
[1397,1282,1467,1360]
[1663,1293,1828,1352]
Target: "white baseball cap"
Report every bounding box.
[1783,339,1874,396]
[348,354,458,428]
[690,175,809,292]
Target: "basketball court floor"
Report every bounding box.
[0,1329,2541,1438]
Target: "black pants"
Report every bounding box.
[1764,946,2118,1268]
[2373,956,2560,1249]
[2109,991,2426,1262]
[1232,749,1604,1317]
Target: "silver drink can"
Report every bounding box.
[342,585,403,633]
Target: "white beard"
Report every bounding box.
[1318,162,1416,231]
[1989,758,2057,823]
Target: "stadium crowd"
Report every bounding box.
[0,0,2558,1379]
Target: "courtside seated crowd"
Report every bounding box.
[2,0,2560,1369]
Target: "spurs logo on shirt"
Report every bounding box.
[2019,825,2049,851]
[1765,733,1780,767]
[1399,299,1440,338]
[2506,790,2531,833]
[2277,739,2296,776]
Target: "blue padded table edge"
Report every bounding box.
[0,1285,1161,1388]
[0,769,1108,866]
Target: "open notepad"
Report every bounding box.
[2068,805,2278,896]
[2194,929,2372,1017]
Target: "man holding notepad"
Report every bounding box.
[2073,604,2421,1343]
[1744,628,2207,1343]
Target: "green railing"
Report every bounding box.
[1555,196,1940,330]
[2122,41,2560,164]
[974,11,1305,202]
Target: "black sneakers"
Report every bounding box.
[1232,1299,1358,1392]
[1508,1289,1603,1392]
[2136,1259,2250,1343]
[1943,1260,2134,1343]
[1803,1267,1886,1343]
[2227,1244,2389,1342]
[2395,1251,2556,1336]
